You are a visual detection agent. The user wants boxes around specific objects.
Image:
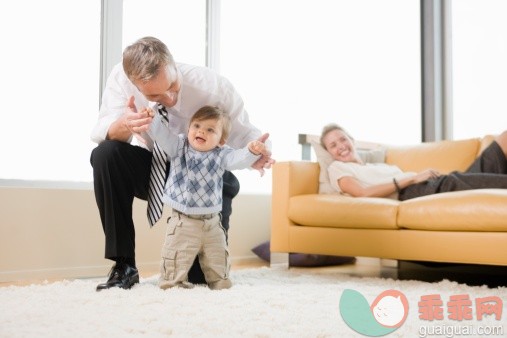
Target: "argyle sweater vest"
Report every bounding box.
[163,135,256,215]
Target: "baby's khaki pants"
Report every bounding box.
[159,210,232,290]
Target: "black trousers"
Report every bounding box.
[399,141,507,200]
[90,140,240,283]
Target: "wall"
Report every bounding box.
[0,185,271,282]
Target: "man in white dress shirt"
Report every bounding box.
[90,36,273,291]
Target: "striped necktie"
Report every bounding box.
[147,105,169,226]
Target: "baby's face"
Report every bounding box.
[187,118,224,152]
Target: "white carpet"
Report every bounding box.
[1,267,506,338]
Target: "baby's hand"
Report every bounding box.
[140,107,155,117]
[250,133,275,177]
[248,140,267,155]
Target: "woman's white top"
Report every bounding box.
[327,161,416,199]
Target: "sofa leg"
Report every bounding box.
[270,253,289,269]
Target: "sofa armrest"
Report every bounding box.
[271,161,319,253]
[273,161,320,196]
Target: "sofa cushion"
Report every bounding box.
[398,189,507,231]
[289,194,399,229]
[385,138,480,174]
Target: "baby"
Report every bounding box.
[147,105,270,290]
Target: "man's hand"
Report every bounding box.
[107,96,154,142]
[250,133,276,176]
[121,96,154,144]
[123,96,153,133]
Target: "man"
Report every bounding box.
[90,36,273,291]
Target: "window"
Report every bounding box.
[220,0,421,193]
[0,0,101,183]
[1,0,421,194]
[122,0,206,66]
[451,0,507,139]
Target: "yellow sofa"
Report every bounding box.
[270,135,507,267]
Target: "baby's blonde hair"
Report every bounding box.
[191,106,231,144]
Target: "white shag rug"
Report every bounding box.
[1,267,506,338]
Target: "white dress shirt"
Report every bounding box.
[91,62,265,151]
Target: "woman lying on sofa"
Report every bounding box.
[320,123,507,201]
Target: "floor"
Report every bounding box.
[3,257,507,288]
[0,258,269,288]
[0,258,366,288]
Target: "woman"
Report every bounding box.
[320,123,507,201]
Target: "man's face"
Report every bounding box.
[135,65,181,108]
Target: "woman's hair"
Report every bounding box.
[320,123,354,150]
[191,106,232,144]
[122,36,175,83]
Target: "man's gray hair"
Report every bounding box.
[122,36,175,83]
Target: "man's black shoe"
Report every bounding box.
[96,262,139,291]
